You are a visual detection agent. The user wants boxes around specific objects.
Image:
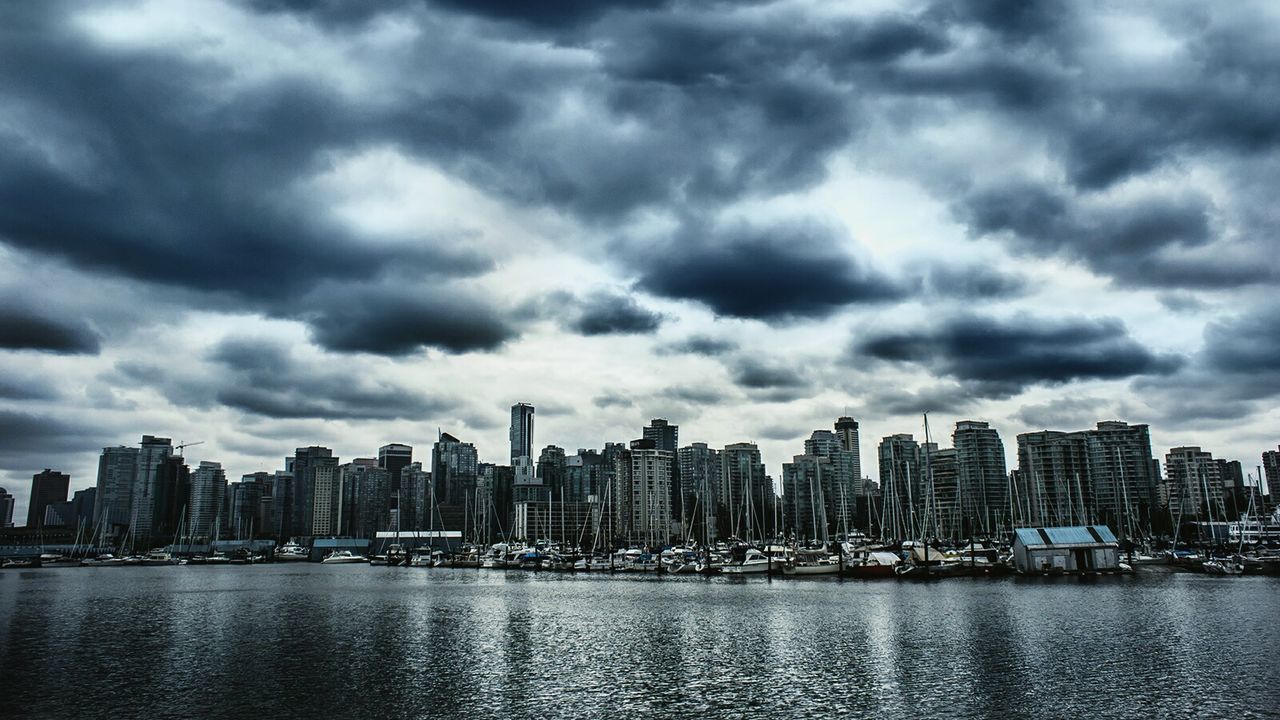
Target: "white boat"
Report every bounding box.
[321,550,367,564]
[1202,558,1244,575]
[782,551,841,576]
[276,541,309,562]
[81,553,125,567]
[39,554,82,568]
[719,549,771,574]
[141,551,179,566]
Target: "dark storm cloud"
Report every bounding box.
[0,306,100,354]
[302,286,516,354]
[0,409,109,471]
[863,383,976,416]
[0,375,57,401]
[1014,396,1139,430]
[656,335,738,357]
[729,358,807,391]
[856,314,1183,395]
[569,292,664,336]
[636,219,902,320]
[207,338,457,419]
[430,0,669,28]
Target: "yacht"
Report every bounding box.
[719,549,771,574]
[141,551,180,566]
[782,550,841,576]
[276,541,309,562]
[321,550,367,564]
[844,551,901,579]
[81,553,126,567]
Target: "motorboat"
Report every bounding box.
[782,550,841,576]
[1202,558,1244,575]
[275,541,309,562]
[843,551,901,579]
[719,549,771,574]
[38,554,81,568]
[81,553,126,567]
[321,550,367,564]
[141,551,180,566]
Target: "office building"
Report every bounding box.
[878,434,924,539]
[537,445,567,499]
[510,402,535,462]
[953,421,1009,536]
[94,445,138,532]
[378,443,413,492]
[131,436,174,541]
[613,438,674,545]
[721,442,771,540]
[1165,446,1226,519]
[432,432,479,508]
[293,446,336,537]
[27,469,69,529]
[189,461,226,540]
[150,456,191,542]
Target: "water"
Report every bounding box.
[1,567,1277,719]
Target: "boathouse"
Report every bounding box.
[1012,525,1121,574]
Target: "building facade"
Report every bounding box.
[27,469,70,529]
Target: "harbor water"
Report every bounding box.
[1,566,1277,719]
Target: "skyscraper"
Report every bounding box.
[613,438,674,545]
[721,442,769,540]
[189,461,226,540]
[510,402,535,462]
[398,461,431,532]
[1263,447,1279,498]
[834,416,862,482]
[293,446,335,537]
[310,462,342,536]
[643,419,678,452]
[432,432,479,507]
[94,445,138,531]
[953,421,1008,536]
[27,469,69,529]
[537,445,567,499]
[150,456,191,543]
[131,435,174,542]
[378,443,413,491]
[782,454,832,541]
[1165,446,1225,519]
[878,434,923,539]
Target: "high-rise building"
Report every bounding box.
[0,487,14,527]
[131,436,174,541]
[643,419,679,452]
[613,438,674,545]
[1084,421,1159,531]
[310,462,342,536]
[953,421,1009,536]
[94,445,138,532]
[150,457,191,543]
[565,450,606,503]
[189,461,226,540]
[398,461,431,532]
[782,454,832,541]
[721,442,769,540]
[510,402,535,462]
[928,448,960,536]
[834,416,862,481]
[27,469,69,529]
[537,445,567,499]
[70,487,96,529]
[1262,447,1279,499]
[271,469,294,539]
[378,443,413,492]
[1165,446,1226,519]
[293,446,335,537]
[878,434,923,538]
[432,432,479,508]
[342,460,390,538]
[1016,430,1089,527]
[228,476,265,538]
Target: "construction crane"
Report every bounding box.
[175,440,204,456]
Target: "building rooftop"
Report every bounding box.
[1014,525,1118,547]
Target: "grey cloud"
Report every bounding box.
[0,305,100,354]
[636,218,903,320]
[0,408,110,472]
[301,285,516,355]
[592,393,633,409]
[1014,396,1139,430]
[730,358,807,390]
[569,292,664,336]
[922,264,1027,299]
[856,314,1183,395]
[863,383,976,416]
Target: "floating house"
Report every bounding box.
[1012,525,1121,574]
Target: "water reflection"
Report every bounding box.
[1,568,1277,719]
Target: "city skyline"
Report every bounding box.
[2,2,1279,521]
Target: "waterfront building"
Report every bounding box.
[131,435,174,542]
[677,443,722,541]
[878,434,923,539]
[477,463,514,543]
[377,443,413,491]
[513,500,597,545]
[1083,421,1159,533]
[804,423,862,537]
[398,461,431,532]
[953,421,1009,536]
[150,457,190,543]
[565,450,606,503]
[537,445,567,500]
[928,448,960,538]
[310,463,342,536]
[271,469,294,539]
[42,501,73,528]
[782,454,832,541]
[0,487,13,527]
[228,478,263,538]
[1011,525,1121,574]
[1262,447,1279,500]
[431,433,479,522]
[643,419,679,452]
[189,461,226,540]
[27,469,69,529]
[293,446,336,537]
[510,402,535,462]
[342,460,390,538]
[834,416,862,482]
[614,438,674,545]
[721,442,771,541]
[1165,446,1226,520]
[94,445,137,533]
[1016,431,1090,528]
[70,487,96,529]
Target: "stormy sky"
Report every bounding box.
[2,0,1278,518]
